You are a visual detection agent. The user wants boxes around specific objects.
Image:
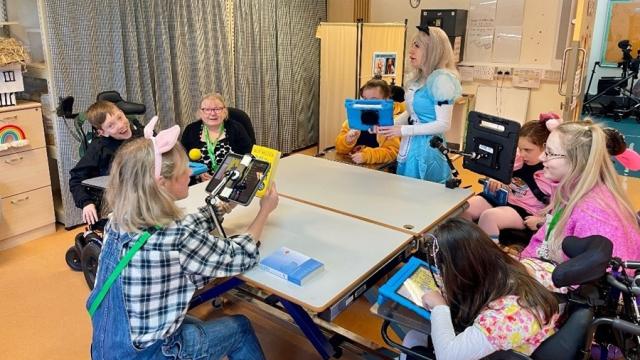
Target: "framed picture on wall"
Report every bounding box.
[373,52,397,77]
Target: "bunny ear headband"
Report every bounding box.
[539,112,561,131]
[144,116,181,179]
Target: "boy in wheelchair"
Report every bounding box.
[69,100,145,225]
[65,94,146,288]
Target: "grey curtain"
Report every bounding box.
[43,0,233,227]
[43,0,325,227]
[234,0,324,153]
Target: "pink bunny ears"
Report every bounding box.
[539,112,561,131]
[144,116,181,179]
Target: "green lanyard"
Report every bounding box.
[544,207,564,244]
[87,227,158,317]
[203,123,225,172]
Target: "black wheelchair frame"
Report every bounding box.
[62,91,147,289]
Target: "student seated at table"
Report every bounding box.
[335,79,400,164]
[87,117,278,360]
[521,121,640,263]
[461,113,561,241]
[181,93,255,183]
[69,100,145,225]
[401,218,561,360]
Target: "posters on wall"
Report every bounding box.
[372,52,397,77]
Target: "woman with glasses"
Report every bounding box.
[461,113,560,242]
[181,93,255,182]
[521,121,640,263]
[401,218,561,360]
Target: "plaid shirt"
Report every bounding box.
[101,206,260,349]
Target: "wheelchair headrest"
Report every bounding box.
[57,96,75,118]
[390,85,405,103]
[96,91,146,116]
[552,235,613,287]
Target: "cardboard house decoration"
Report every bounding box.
[0,62,23,106]
[0,38,29,107]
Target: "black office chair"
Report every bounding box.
[228,107,256,144]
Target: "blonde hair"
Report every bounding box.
[86,101,121,129]
[406,27,459,86]
[103,138,187,232]
[548,121,639,261]
[198,92,229,120]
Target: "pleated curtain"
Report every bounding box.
[42,0,325,226]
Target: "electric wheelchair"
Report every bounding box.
[376,235,640,360]
[61,91,146,289]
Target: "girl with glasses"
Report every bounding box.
[401,218,561,360]
[521,121,640,263]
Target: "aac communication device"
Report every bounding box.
[344,99,394,131]
[205,153,271,206]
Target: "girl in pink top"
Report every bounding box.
[522,121,640,263]
[462,114,560,239]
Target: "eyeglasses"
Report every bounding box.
[201,107,225,113]
[542,143,566,160]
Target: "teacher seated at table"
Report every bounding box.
[335,79,401,165]
[181,92,255,182]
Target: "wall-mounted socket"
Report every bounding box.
[495,67,512,76]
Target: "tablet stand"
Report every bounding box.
[430,111,521,188]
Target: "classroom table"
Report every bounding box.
[81,175,109,190]
[276,154,473,235]
[314,146,395,171]
[175,155,472,359]
[83,155,472,359]
[178,183,412,314]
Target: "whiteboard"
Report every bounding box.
[474,86,530,123]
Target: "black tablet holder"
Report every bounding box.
[431,111,521,189]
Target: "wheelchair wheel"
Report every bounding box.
[81,239,102,290]
[65,246,83,271]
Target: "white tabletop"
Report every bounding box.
[275,154,473,235]
[81,176,109,190]
[177,182,412,312]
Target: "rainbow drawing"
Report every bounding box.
[0,124,29,151]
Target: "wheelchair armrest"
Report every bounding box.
[381,320,434,360]
[374,301,431,334]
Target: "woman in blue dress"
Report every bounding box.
[377,26,461,183]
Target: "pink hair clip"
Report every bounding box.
[539,112,561,131]
[144,116,181,179]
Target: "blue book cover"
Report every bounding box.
[377,257,440,320]
[259,247,324,286]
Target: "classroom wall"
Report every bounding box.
[368,0,564,119]
[327,0,355,22]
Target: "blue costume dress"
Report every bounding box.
[396,69,462,183]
